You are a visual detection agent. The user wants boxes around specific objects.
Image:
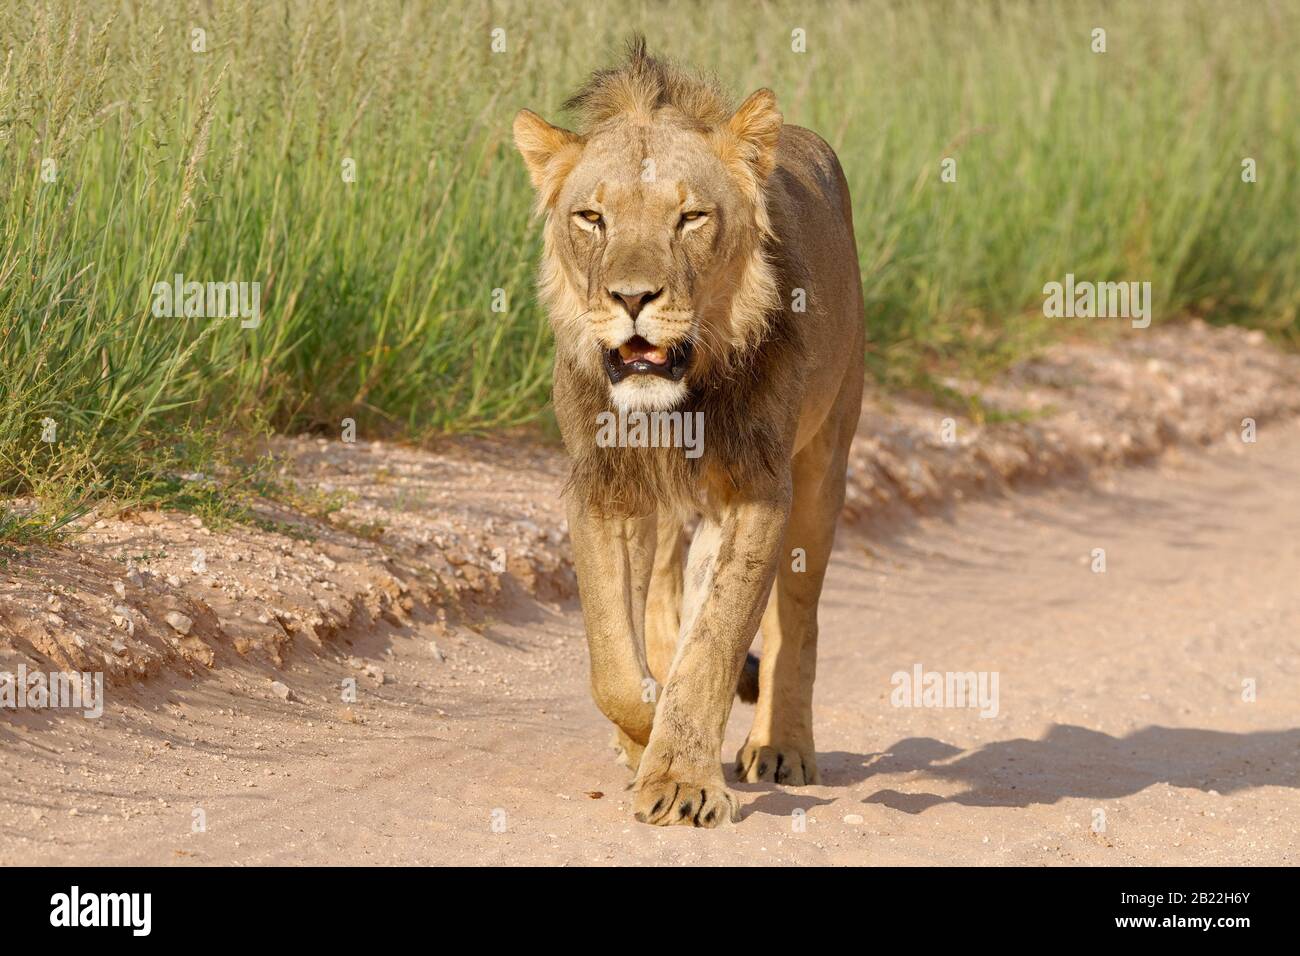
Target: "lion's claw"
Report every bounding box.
[632,778,740,827]
[736,741,820,785]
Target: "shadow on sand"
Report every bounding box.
[807,724,1300,813]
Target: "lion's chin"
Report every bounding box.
[609,376,690,413]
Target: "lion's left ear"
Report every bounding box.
[719,89,783,182]
[513,109,584,210]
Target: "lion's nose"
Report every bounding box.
[608,287,662,320]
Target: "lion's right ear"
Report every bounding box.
[711,89,782,218]
[724,89,782,181]
[513,109,584,210]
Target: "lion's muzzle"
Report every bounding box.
[603,336,694,384]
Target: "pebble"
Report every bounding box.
[164,611,193,635]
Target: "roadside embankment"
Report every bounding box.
[3,320,1297,693]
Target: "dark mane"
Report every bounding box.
[562,34,732,133]
[556,294,804,518]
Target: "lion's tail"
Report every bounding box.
[736,652,760,704]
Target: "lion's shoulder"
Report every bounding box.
[770,125,853,226]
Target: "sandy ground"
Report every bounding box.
[2,418,1296,865]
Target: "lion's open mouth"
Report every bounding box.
[603,336,693,384]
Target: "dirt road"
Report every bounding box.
[3,422,1298,865]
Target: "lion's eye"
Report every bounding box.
[574,210,604,226]
[679,211,708,229]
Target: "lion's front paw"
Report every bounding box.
[632,777,740,827]
[735,740,820,785]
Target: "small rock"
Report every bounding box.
[164,611,193,635]
[270,681,294,702]
[843,813,865,825]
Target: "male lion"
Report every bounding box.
[513,38,864,827]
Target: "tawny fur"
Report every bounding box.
[513,35,865,827]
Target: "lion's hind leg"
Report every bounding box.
[735,417,852,786]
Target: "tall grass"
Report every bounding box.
[2,0,1298,522]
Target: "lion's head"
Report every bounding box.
[513,37,783,413]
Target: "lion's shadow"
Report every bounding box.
[813,724,1300,814]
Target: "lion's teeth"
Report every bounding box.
[617,342,668,365]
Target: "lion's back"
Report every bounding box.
[768,125,864,334]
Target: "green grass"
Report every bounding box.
[2,0,1298,538]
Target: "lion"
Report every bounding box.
[513,37,864,827]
